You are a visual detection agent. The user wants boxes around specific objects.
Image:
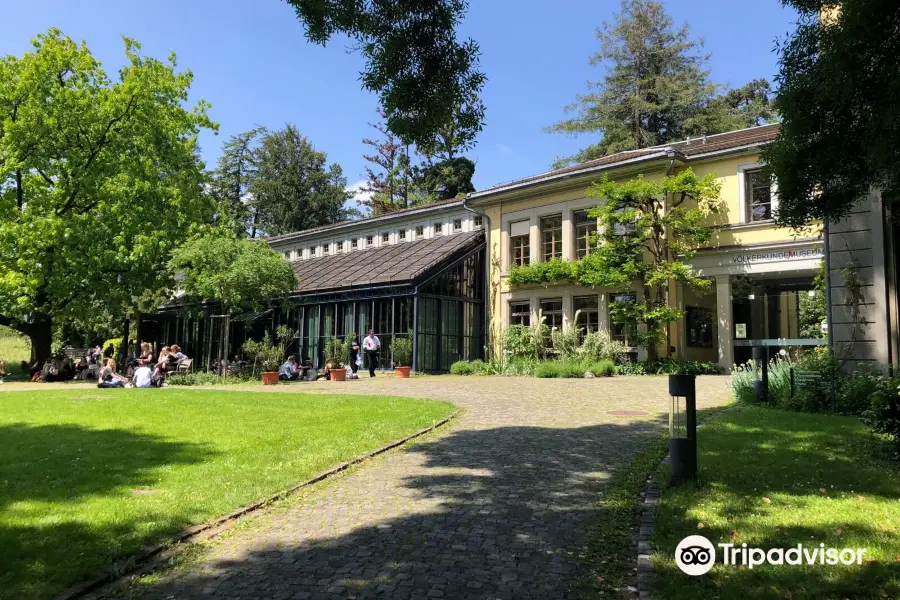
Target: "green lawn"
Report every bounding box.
[652,407,900,600]
[0,388,454,600]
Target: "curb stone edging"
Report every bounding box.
[628,406,735,600]
[54,408,462,600]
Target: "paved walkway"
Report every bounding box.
[126,376,730,600]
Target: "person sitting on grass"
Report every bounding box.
[279,355,299,381]
[154,346,171,379]
[98,358,129,388]
[321,360,333,381]
[131,359,153,389]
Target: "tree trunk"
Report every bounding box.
[117,314,131,369]
[24,315,53,367]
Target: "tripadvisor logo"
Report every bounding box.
[675,535,868,576]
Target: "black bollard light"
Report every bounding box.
[752,346,768,403]
[668,374,697,485]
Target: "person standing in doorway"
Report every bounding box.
[363,329,381,377]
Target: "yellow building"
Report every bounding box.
[467,124,826,369]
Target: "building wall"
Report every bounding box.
[826,191,893,370]
[478,147,822,361]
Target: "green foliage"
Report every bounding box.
[209,127,265,236]
[286,0,486,150]
[102,338,123,358]
[167,371,256,386]
[250,124,355,236]
[546,0,774,167]
[324,336,349,369]
[550,321,581,360]
[449,359,489,376]
[503,322,548,361]
[587,359,617,377]
[763,0,900,228]
[582,170,721,354]
[416,156,476,201]
[862,380,900,460]
[390,335,413,367]
[534,359,617,379]
[0,28,216,363]
[508,259,578,287]
[580,330,627,364]
[798,261,827,338]
[241,326,295,375]
[168,230,296,314]
[616,358,720,376]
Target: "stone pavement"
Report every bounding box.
[126,375,730,600]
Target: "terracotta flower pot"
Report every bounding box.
[261,371,279,385]
[395,366,411,378]
[331,367,346,382]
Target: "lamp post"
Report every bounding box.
[668,374,697,485]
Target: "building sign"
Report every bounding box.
[735,323,747,339]
[731,247,823,265]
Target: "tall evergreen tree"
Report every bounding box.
[547,0,774,168]
[250,124,354,236]
[210,126,264,237]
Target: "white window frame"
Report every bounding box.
[452,218,463,232]
[380,230,391,245]
[365,234,374,248]
[737,162,779,224]
[414,224,424,240]
[308,246,317,259]
[351,238,359,250]
[433,221,444,236]
[336,240,344,253]
[397,228,407,242]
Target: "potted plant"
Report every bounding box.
[325,336,349,382]
[242,326,295,385]
[391,335,413,378]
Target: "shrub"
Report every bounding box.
[781,348,838,413]
[450,361,474,375]
[504,324,546,360]
[836,370,887,415]
[391,335,413,367]
[616,360,647,375]
[560,361,586,378]
[242,333,284,374]
[168,372,255,386]
[534,361,563,378]
[508,259,578,287]
[586,359,616,377]
[551,326,580,360]
[862,380,900,459]
[580,330,627,364]
[503,357,536,376]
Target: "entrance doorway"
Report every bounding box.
[731,276,825,365]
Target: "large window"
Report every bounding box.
[685,306,713,348]
[510,302,531,326]
[574,209,598,260]
[610,292,637,345]
[574,295,599,335]
[540,298,563,331]
[510,234,530,267]
[540,215,562,262]
[745,169,773,222]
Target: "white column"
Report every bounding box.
[562,208,575,261]
[716,275,734,370]
[529,217,540,264]
[562,293,574,329]
[598,293,609,332]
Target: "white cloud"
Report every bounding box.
[496,143,513,155]
[345,180,372,217]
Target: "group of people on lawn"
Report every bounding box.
[98,342,190,388]
[277,330,382,381]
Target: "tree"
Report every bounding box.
[580,169,722,358]
[416,156,476,201]
[417,96,485,162]
[249,124,355,236]
[168,230,297,370]
[285,0,486,149]
[360,113,410,215]
[0,29,215,365]
[762,1,900,228]
[210,127,265,237]
[546,0,775,168]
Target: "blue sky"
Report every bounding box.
[1,0,797,205]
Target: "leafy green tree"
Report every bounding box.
[581,169,722,358]
[250,124,355,236]
[210,127,265,237]
[285,0,486,149]
[416,157,476,201]
[0,29,215,364]
[168,230,297,370]
[762,0,900,228]
[547,0,774,168]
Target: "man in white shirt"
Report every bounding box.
[363,329,381,377]
[132,360,153,389]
